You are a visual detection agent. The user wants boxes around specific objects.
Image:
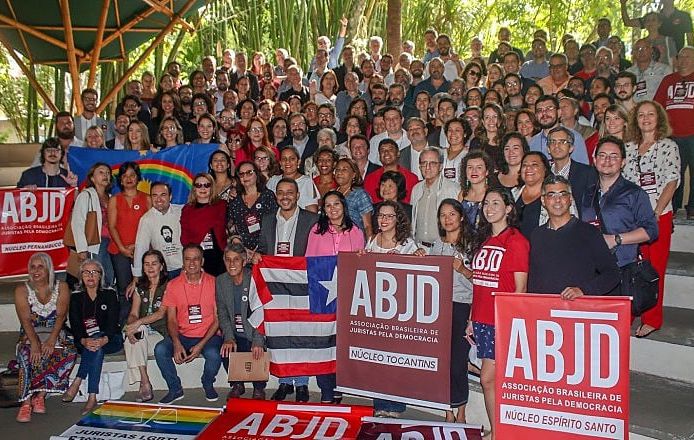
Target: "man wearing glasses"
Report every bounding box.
[528,174,620,298]
[75,88,109,143]
[537,54,572,95]
[410,147,459,249]
[530,95,589,164]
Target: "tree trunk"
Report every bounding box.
[386,0,402,57]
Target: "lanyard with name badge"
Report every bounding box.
[183,277,204,324]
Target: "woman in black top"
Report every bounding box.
[514,151,552,239]
[64,259,122,415]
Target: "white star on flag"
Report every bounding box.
[319,266,339,306]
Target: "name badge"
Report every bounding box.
[640,171,657,194]
[188,304,203,324]
[84,317,101,337]
[635,81,647,97]
[443,167,456,179]
[234,314,245,333]
[276,241,291,255]
[245,214,260,234]
[201,232,214,250]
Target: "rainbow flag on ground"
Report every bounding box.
[52,401,221,439]
[68,144,218,205]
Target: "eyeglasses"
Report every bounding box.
[237,169,255,177]
[595,152,621,161]
[536,106,556,114]
[255,156,269,162]
[193,101,207,107]
[548,139,571,146]
[377,213,396,220]
[162,126,177,132]
[505,81,519,87]
[419,161,440,168]
[81,270,101,277]
[249,127,263,133]
[449,87,464,93]
[469,71,481,77]
[318,112,333,119]
[194,182,212,188]
[44,147,61,153]
[543,191,571,199]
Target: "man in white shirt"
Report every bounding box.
[74,88,109,142]
[368,106,410,164]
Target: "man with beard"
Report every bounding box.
[368,106,410,164]
[31,112,82,167]
[230,52,260,101]
[279,113,318,172]
[504,73,526,110]
[530,95,589,164]
[335,72,366,121]
[315,103,344,143]
[614,71,637,112]
[334,45,363,91]
[400,117,430,178]
[422,29,440,64]
[218,108,236,143]
[591,93,613,130]
[380,53,394,86]
[413,58,449,101]
[369,83,388,116]
[520,38,550,82]
[358,58,376,93]
[537,54,572,95]
[178,85,194,120]
[627,38,673,102]
[202,56,217,89]
[214,70,230,114]
[409,59,425,87]
[387,83,405,112]
[279,65,310,103]
[19,137,77,188]
[435,34,464,81]
[595,47,617,84]
[167,61,182,89]
[74,88,108,143]
[427,96,457,148]
[115,80,151,123]
[106,113,130,150]
[222,90,238,113]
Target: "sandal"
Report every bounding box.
[62,386,79,403]
[635,324,657,338]
[137,383,153,403]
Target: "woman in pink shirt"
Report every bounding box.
[305,190,365,257]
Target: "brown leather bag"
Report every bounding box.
[63,191,100,248]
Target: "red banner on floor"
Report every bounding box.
[196,399,371,439]
[0,188,75,278]
[495,293,631,439]
[336,253,453,409]
[357,418,484,439]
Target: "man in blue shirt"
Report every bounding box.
[17,138,77,189]
[580,136,658,268]
[530,95,589,164]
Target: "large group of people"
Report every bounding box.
[13,3,693,438]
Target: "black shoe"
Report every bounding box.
[271,383,294,401]
[227,383,246,399]
[295,385,309,402]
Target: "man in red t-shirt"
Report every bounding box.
[363,138,419,203]
[654,47,694,217]
[154,244,222,404]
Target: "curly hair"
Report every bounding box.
[470,187,519,257]
[627,100,672,144]
[459,151,500,197]
[375,200,412,244]
[254,145,281,177]
[315,190,355,235]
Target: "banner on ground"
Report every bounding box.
[0,188,75,278]
[357,418,484,439]
[336,252,454,409]
[248,255,338,377]
[50,400,221,440]
[495,293,631,439]
[197,398,372,439]
[68,144,218,205]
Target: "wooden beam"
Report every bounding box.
[0,14,86,57]
[142,0,195,32]
[113,0,126,60]
[5,0,33,64]
[60,0,82,114]
[0,37,58,113]
[97,0,197,114]
[101,3,159,50]
[88,0,111,88]
[0,25,165,32]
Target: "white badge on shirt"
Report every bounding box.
[245,214,261,234]
[640,171,658,194]
[188,304,203,324]
[201,232,214,250]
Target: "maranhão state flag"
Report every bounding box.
[248,255,338,377]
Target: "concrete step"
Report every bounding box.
[672,215,694,253]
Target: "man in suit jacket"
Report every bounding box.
[547,126,597,217]
[74,88,110,143]
[278,113,319,174]
[252,177,318,402]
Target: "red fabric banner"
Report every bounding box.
[0,188,75,278]
[336,252,453,409]
[495,293,631,439]
[357,418,484,439]
[196,398,371,439]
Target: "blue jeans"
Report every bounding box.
[110,252,133,325]
[154,334,223,392]
[222,337,267,390]
[316,373,338,402]
[90,238,114,288]
[76,334,123,394]
[279,376,309,386]
[673,135,694,212]
[374,398,406,413]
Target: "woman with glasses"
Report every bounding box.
[63,259,122,415]
[462,62,483,91]
[180,173,228,276]
[623,101,680,338]
[209,150,237,201]
[267,147,319,212]
[464,87,483,108]
[156,115,184,149]
[254,146,281,181]
[14,253,76,423]
[226,161,278,252]
[236,117,278,166]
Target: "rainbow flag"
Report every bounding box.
[68,144,218,205]
[54,401,221,438]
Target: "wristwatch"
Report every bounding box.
[614,234,622,246]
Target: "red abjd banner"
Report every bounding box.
[495,293,631,439]
[0,188,75,278]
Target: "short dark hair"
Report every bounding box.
[593,92,614,105]
[542,174,572,193]
[378,138,398,152]
[596,135,626,158]
[39,137,64,165]
[150,181,171,195]
[116,161,142,191]
[182,243,204,258]
[547,126,575,145]
[276,176,299,193]
[615,71,637,86]
[536,94,559,108]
